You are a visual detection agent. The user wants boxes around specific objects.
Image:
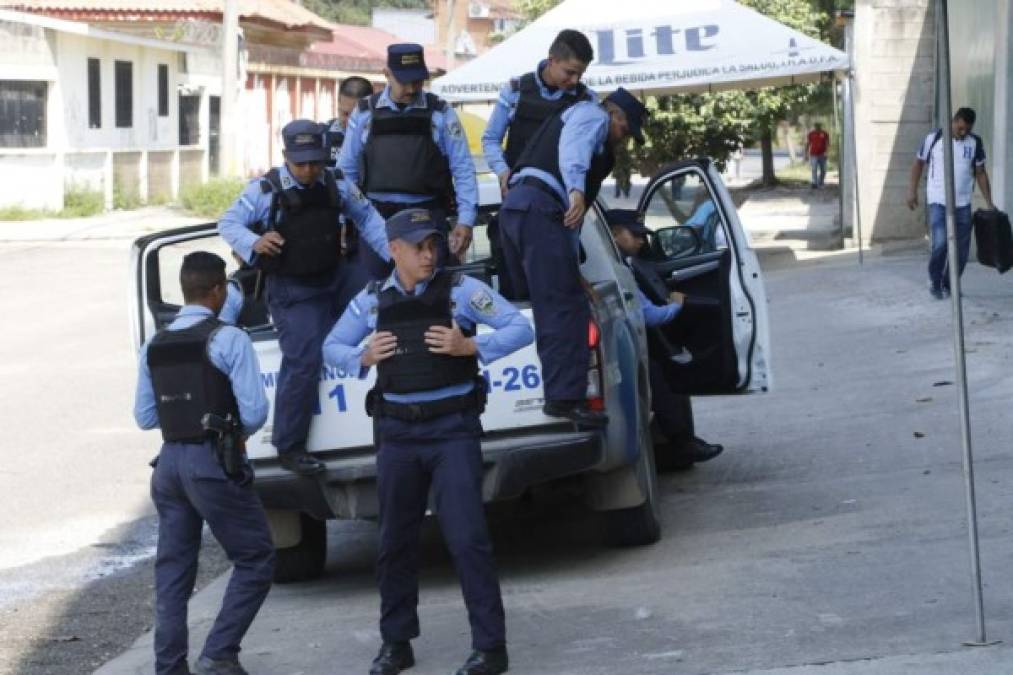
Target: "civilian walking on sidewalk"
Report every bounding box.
[805,122,829,189]
[907,107,995,299]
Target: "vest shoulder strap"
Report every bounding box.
[260,167,282,194]
[425,92,447,113]
[323,169,341,207]
[359,93,381,113]
[509,77,521,94]
[518,72,539,95]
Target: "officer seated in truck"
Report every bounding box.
[322,208,533,675]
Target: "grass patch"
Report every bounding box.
[178,178,245,218]
[0,186,106,220]
[113,182,144,211]
[778,160,840,184]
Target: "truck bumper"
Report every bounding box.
[252,428,606,520]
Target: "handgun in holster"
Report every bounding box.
[201,413,248,483]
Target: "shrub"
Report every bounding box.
[178,178,245,218]
[61,187,105,218]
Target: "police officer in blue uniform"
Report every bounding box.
[607,210,723,469]
[497,87,647,427]
[323,209,533,675]
[134,252,274,675]
[324,76,375,169]
[482,29,596,197]
[338,43,479,278]
[218,119,391,475]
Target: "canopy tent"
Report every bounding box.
[431,0,850,103]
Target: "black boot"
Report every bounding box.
[543,400,608,428]
[455,647,508,675]
[369,642,414,675]
[683,437,723,463]
[278,448,325,476]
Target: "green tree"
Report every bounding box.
[302,0,428,26]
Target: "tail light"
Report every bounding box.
[586,319,605,410]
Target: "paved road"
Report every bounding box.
[95,249,1013,674]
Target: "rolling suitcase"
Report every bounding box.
[973,208,1013,274]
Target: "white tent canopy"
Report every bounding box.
[432,0,850,102]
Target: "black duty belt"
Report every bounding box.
[372,199,442,218]
[516,176,564,205]
[366,386,486,422]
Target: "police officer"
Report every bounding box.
[338,43,478,278]
[324,76,375,168]
[218,119,391,476]
[134,251,274,675]
[606,209,723,469]
[481,29,596,197]
[322,209,533,675]
[497,87,647,427]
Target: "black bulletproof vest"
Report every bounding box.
[503,73,588,169]
[259,168,342,277]
[325,118,344,168]
[227,274,269,327]
[147,316,239,443]
[374,271,478,394]
[359,93,451,199]
[513,108,616,205]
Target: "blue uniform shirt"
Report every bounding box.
[481,61,596,179]
[134,305,270,437]
[217,164,391,266]
[636,288,681,327]
[337,86,479,227]
[218,279,244,326]
[323,272,534,403]
[509,100,609,207]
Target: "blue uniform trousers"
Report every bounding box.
[150,442,275,675]
[498,184,590,402]
[375,411,506,651]
[647,355,695,445]
[266,266,366,452]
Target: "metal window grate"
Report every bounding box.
[0,80,46,148]
[115,60,133,128]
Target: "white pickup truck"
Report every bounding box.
[129,159,771,582]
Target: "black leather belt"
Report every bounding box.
[516,176,564,205]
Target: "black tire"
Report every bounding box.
[273,513,326,583]
[604,381,662,547]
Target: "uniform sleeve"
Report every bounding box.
[337,107,368,185]
[439,107,479,227]
[558,103,609,199]
[322,288,375,379]
[217,179,268,265]
[339,176,391,261]
[482,83,516,178]
[218,279,244,326]
[214,328,269,436]
[637,288,681,327]
[454,277,534,364]
[133,342,159,430]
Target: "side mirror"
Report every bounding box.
[654,225,702,259]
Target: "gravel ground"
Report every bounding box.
[0,520,229,675]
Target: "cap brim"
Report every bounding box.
[285,147,328,163]
[391,227,444,244]
[391,66,430,84]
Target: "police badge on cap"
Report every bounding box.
[387,43,430,83]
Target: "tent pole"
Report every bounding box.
[935,0,993,648]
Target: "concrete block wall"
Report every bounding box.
[854,0,936,242]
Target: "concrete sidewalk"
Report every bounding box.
[0,206,206,243]
[96,250,1013,675]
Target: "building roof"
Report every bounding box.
[308,23,447,74]
[0,7,193,49]
[0,0,333,37]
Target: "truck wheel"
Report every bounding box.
[604,390,661,547]
[273,513,326,583]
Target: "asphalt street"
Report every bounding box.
[93,247,1013,674]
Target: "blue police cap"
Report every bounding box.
[605,209,650,237]
[605,87,648,144]
[387,43,429,84]
[281,119,328,163]
[386,208,445,244]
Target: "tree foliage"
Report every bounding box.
[302,0,428,26]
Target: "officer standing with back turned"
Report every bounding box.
[134,251,274,675]
[323,209,534,675]
[218,120,391,476]
[338,43,478,277]
[497,86,648,427]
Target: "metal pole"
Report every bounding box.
[841,14,862,264]
[220,0,239,177]
[935,0,992,647]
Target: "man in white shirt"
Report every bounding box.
[907,107,995,299]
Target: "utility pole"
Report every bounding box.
[444,0,457,72]
[220,0,239,177]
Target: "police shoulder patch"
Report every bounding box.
[280,173,293,189]
[469,289,496,316]
[448,120,464,139]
